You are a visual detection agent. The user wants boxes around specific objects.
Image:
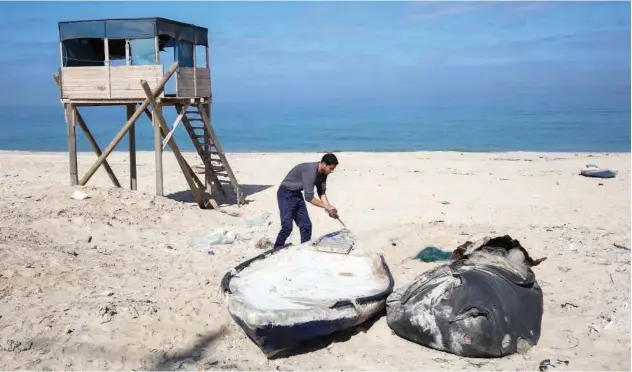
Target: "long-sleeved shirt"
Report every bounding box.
[280,162,328,202]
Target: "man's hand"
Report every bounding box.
[309,195,338,218]
[326,205,338,219]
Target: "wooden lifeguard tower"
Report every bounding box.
[53,17,244,209]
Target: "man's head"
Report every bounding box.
[318,153,338,174]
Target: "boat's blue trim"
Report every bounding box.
[229,312,358,356]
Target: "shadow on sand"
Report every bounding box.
[146,328,226,371]
[166,184,273,206]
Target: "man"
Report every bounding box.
[274,153,339,248]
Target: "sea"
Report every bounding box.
[0,92,630,153]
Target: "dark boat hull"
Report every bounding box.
[221,243,394,357]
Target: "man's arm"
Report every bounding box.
[320,194,331,208]
[308,196,331,210]
[319,194,338,218]
[303,175,333,211]
[302,168,327,209]
[315,177,330,207]
[316,178,337,217]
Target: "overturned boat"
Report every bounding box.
[386,235,546,358]
[580,164,617,179]
[221,231,394,357]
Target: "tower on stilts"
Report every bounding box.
[54,17,244,209]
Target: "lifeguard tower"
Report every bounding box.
[53,17,244,209]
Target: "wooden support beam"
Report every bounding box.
[78,61,179,186]
[153,102,163,196]
[203,102,211,193]
[154,36,160,64]
[193,46,198,97]
[53,74,120,188]
[142,108,206,196]
[127,104,137,190]
[104,38,111,98]
[140,80,206,208]
[65,103,78,186]
[162,103,190,150]
[59,42,64,69]
[125,39,130,66]
[143,107,153,124]
[75,108,121,188]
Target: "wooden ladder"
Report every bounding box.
[176,102,245,206]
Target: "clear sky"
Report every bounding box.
[0,0,629,107]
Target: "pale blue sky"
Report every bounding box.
[0,1,629,106]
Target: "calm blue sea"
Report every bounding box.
[0,93,630,153]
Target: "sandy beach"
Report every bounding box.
[0,150,629,371]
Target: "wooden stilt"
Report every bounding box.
[127,104,137,190]
[142,107,207,197]
[153,102,163,196]
[203,102,212,194]
[141,81,206,208]
[65,103,78,186]
[205,47,212,196]
[53,74,121,188]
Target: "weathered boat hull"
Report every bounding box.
[221,241,393,357]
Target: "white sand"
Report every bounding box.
[0,150,629,370]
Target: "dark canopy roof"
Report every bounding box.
[58,17,208,46]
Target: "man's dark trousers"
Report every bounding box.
[274,186,312,248]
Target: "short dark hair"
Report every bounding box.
[321,153,338,166]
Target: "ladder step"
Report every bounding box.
[193,160,224,169]
[192,165,226,173]
[198,161,225,170]
[197,167,226,174]
[200,155,219,161]
[188,118,204,122]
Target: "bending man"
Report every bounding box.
[274,153,339,248]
